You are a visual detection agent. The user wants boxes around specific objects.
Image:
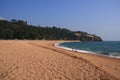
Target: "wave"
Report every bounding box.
[55,42,120,58]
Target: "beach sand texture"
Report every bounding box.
[0,40,120,80]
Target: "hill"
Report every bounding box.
[0,19,102,41]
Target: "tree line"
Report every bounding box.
[0,19,102,41]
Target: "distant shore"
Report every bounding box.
[0,40,120,80]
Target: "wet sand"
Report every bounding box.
[0,40,120,80]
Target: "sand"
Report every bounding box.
[0,40,120,80]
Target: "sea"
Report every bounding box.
[56,41,120,58]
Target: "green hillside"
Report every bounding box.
[0,19,102,41]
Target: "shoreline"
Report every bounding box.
[55,41,120,59]
[30,40,120,79]
[0,40,120,80]
[53,41,120,79]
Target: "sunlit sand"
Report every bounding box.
[0,40,119,80]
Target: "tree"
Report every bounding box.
[11,19,17,23]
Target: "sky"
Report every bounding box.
[0,0,120,41]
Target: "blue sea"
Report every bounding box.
[57,41,120,58]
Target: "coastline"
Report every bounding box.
[0,40,120,80]
[54,41,120,79]
[55,42,120,59]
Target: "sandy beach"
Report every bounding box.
[0,40,120,80]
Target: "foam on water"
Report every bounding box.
[55,42,120,58]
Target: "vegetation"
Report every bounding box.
[0,19,102,41]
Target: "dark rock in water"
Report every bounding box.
[100,52,109,55]
[111,53,120,56]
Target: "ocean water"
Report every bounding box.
[57,41,120,58]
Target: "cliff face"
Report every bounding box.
[80,34,103,42]
[75,32,103,42]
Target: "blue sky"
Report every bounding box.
[0,0,120,41]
